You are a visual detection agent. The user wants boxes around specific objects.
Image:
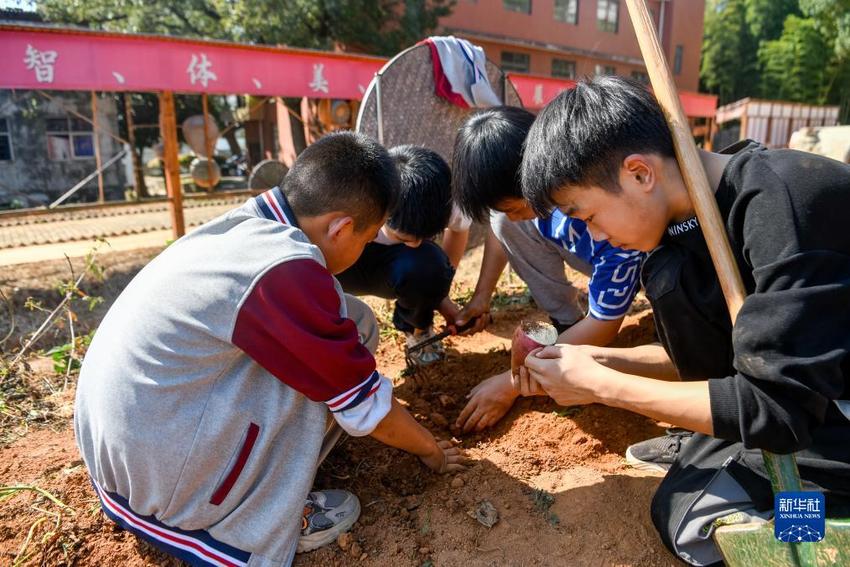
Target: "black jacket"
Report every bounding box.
[642,141,850,490]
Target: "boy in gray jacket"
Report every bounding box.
[74,132,464,567]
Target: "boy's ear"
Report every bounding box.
[327,214,355,240]
[622,154,654,190]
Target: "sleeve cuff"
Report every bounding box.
[330,374,393,437]
[708,375,743,442]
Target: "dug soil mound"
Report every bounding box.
[0,244,676,566]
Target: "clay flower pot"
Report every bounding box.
[511,320,558,376]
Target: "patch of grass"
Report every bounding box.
[552,406,583,418]
[531,488,555,513]
[0,484,77,566]
[530,488,561,528]
[420,508,431,536]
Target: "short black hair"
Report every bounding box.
[284,131,399,231]
[385,145,452,239]
[452,106,536,223]
[521,76,676,216]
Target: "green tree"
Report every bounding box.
[744,0,799,40]
[700,0,760,105]
[758,15,832,103]
[36,0,455,57]
[756,1,850,112]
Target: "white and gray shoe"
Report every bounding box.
[296,490,361,553]
[404,327,445,366]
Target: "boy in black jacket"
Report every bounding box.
[517,76,850,566]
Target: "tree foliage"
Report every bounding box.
[759,15,832,103]
[36,0,455,57]
[700,0,760,105]
[701,0,850,115]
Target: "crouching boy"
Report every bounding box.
[74,132,464,567]
[519,76,850,566]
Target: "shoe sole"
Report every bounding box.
[296,495,361,554]
[625,447,672,475]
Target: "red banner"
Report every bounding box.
[0,26,384,99]
[508,72,717,118]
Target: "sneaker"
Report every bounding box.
[404,327,445,366]
[296,490,361,553]
[625,428,693,473]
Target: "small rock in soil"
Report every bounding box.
[419,546,430,555]
[451,476,465,489]
[403,495,422,511]
[349,542,362,558]
[470,500,499,528]
[429,412,449,427]
[438,394,454,407]
[337,532,352,550]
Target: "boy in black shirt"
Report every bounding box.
[517,76,850,566]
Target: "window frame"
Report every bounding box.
[630,70,650,84]
[501,51,531,74]
[552,58,577,79]
[0,118,12,162]
[554,0,579,24]
[46,116,95,161]
[596,0,619,33]
[503,0,532,15]
[595,64,617,76]
[673,45,684,75]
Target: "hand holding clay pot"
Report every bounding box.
[510,320,558,378]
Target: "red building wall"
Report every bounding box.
[440,0,704,91]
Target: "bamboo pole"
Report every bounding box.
[124,93,145,200]
[202,93,214,189]
[624,0,745,319]
[623,0,805,502]
[158,91,185,239]
[91,91,105,202]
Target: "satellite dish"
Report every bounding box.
[182,114,220,156]
[190,158,221,190]
[249,159,289,190]
[356,43,522,163]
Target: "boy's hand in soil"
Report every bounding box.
[455,371,519,432]
[419,439,468,473]
[370,397,469,473]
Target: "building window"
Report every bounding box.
[595,64,616,76]
[552,59,577,79]
[46,117,95,160]
[503,0,531,14]
[501,51,531,73]
[631,70,650,84]
[554,0,578,24]
[597,0,619,33]
[0,118,12,161]
[674,45,684,75]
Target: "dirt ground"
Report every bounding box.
[0,237,678,567]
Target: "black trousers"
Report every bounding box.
[336,241,454,333]
[643,232,850,564]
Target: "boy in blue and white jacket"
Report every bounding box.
[449,106,645,433]
[74,132,465,567]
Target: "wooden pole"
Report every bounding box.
[124,92,145,200]
[202,93,214,189]
[624,0,807,507]
[158,91,185,239]
[624,0,745,320]
[91,91,105,203]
